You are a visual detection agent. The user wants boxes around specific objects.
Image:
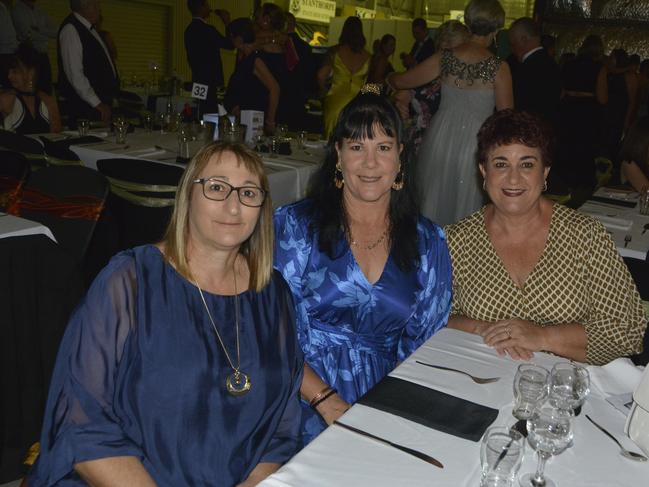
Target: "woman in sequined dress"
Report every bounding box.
[388,0,513,225]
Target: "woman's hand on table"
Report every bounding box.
[315,393,351,426]
[480,318,545,360]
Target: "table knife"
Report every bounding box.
[334,420,443,468]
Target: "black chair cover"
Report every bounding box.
[97,158,184,250]
[0,152,30,212]
[0,235,84,482]
[624,256,649,366]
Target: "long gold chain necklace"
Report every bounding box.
[349,228,388,251]
[192,265,251,397]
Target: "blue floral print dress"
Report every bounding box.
[274,199,452,445]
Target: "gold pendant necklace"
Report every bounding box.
[192,263,251,397]
[349,229,388,251]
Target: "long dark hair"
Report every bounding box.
[339,16,366,53]
[307,92,420,272]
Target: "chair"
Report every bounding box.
[96,158,184,249]
[0,235,84,483]
[38,137,83,166]
[0,151,30,213]
[0,130,47,170]
[18,166,109,264]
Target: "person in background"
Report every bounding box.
[638,59,649,118]
[318,16,370,138]
[12,0,57,93]
[274,88,452,446]
[556,34,607,191]
[58,0,119,127]
[224,17,279,134]
[0,0,18,88]
[540,34,556,60]
[28,142,303,486]
[0,43,61,133]
[400,17,434,69]
[95,14,116,62]
[367,34,395,84]
[508,17,561,128]
[447,109,646,365]
[388,0,513,226]
[620,116,649,192]
[184,0,233,113]
[285,12,315,99]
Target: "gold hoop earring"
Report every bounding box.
[392,168,404,191]
[334,162,344,189]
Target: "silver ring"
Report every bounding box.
[506,327,512,338]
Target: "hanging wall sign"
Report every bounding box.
[289,0,336,23]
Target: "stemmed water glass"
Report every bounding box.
[548,362,590,413]
[520,399,574,487]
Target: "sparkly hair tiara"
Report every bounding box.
[359,83,382,96]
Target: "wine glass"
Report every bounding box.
[520,400,574,487]
[548,362,590,413]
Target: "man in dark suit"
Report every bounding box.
[57,0,119,127]
[508,17,561,127]
[184,0,233,113]
[400,18,434,69]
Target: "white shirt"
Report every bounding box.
[12,0,57,53]
[0,2,18,55]
[59,12,116,108]
[522,46,544,63]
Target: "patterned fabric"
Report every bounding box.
[446,203,647,365]
[274,199,452,445]
[440,48,501,87]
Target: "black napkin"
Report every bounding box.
[590,195,636,208]
[357,376,498,442]
[57,135,104,147]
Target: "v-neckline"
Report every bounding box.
[481,203,557,292]
[346,240,390,287]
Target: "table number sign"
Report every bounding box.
[191,83,209,100]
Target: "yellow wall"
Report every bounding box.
[37,0,253,85]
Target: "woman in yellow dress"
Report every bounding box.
[318,17,370,138]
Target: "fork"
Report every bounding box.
[415,360,500,384]
[624,235,632,247]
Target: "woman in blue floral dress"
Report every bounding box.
[274,87,452,445]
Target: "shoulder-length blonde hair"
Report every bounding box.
[160,142,273,291]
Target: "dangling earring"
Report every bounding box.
[28,78,34,92]
[543,180,548,192]
[334,162,344,189]
[482,179,487,191]
[392,165,404,191]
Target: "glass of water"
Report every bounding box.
[513,364,550,421]
[548,362,590,412]
[520,400,573,487]
[77,118,90,136]
[480,426,525,487]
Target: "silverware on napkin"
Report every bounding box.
[333,420,443,468]
[415,361,500,384]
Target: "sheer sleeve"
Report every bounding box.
[30,252,143,485]
[398,221,453,361]
[274,203,313,353]
[583,221,647,365]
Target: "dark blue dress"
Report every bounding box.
[28,245,303,486]
[274,200,452,445]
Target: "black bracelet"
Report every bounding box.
[310,388,337,409]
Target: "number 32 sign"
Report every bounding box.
[191,83,208,100]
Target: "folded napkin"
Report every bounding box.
[303,140,327,150]
[580,210,633,231]
[357,376,498,442]
[594,187,639,202]
[587,358,645,396]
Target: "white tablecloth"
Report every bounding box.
[260,329,649,487]
[0,213,56,242]
[68,130,321,208]
[579,200,649,260]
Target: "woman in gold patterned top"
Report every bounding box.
[446,110,646,365]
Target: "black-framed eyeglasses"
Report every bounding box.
[193,178,266,207]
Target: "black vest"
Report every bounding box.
[57,14,118,108]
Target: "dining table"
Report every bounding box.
[0,212,55,242]
[64,129,323,208]
[578,188,649,261]
[259,328,649,487]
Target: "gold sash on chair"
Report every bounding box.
[105,176,177,207]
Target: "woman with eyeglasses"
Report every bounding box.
[274,87,452,446]
[29,142,303,487]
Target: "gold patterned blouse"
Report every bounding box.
[445,204,646,365]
